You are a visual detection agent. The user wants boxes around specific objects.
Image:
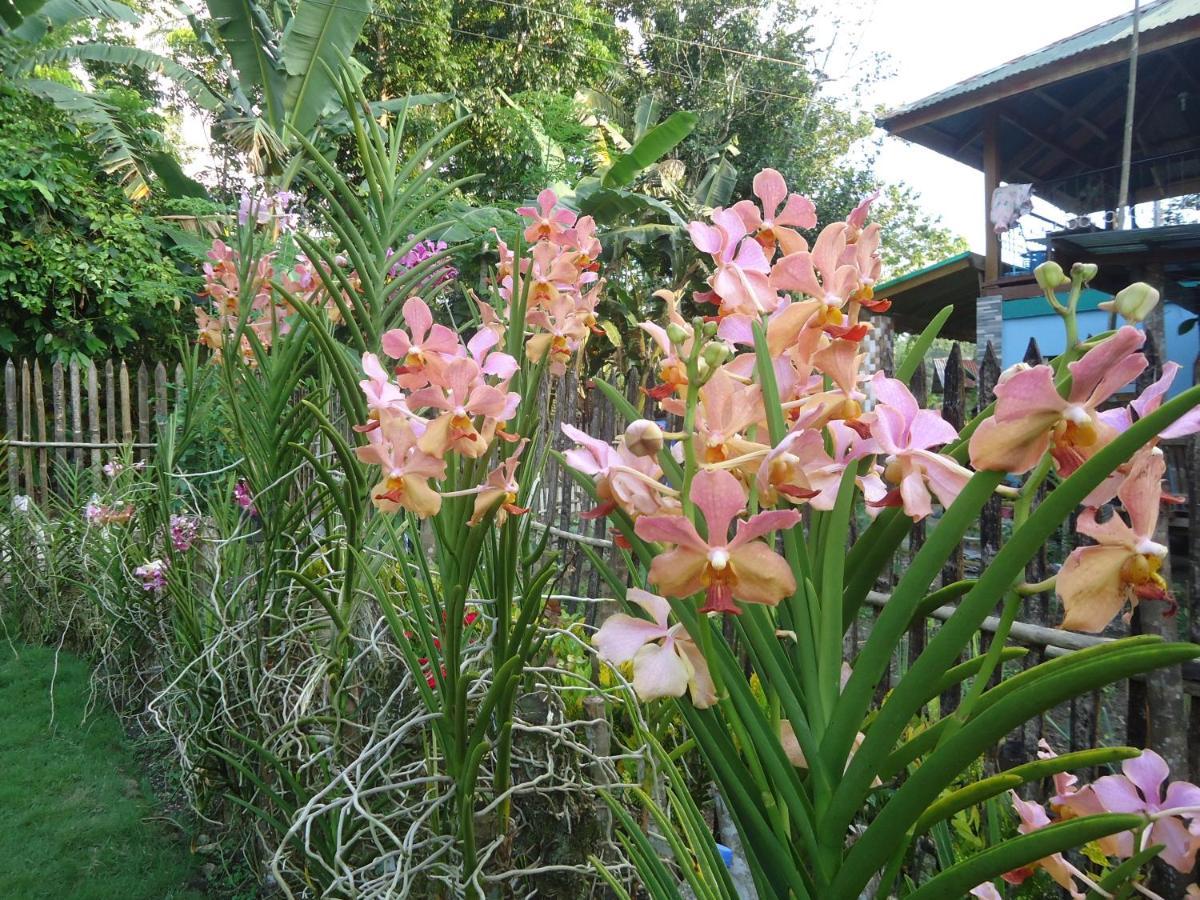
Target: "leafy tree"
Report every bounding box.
[0,85,200,359]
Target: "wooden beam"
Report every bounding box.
[1033,88,1109,141]
[997,109,1101,172]
[881,24,1200,135]
[983,110,1000,283]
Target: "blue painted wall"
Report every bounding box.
[1001,302,1198,397]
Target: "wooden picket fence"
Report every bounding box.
[3,343,1199,781]
[1,357,182,501]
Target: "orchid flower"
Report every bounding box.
[381,297,463,390]
[409,358,516,459]
[517,188,577,244]
[526,294,588,376]
[994,792,1086,899]
[593,589,715,707]
[693,369,767,468]
[640,290,695,401]
[634,469,800,614]
[466,328,519,381]
[730,168,816,258]
[869,372,972,521]
[845,188,880,240]
[355,414,445,517]
[358,352,408,429]
[1057,448,1170,632]
[527,241,583,308]
[561,423,666,519]
[469,442,529,527]
[1058,749,1200,872]
[689,208,780,315]
[758,419,885,511]
[969,326,1147,475]
[770,222,867,338]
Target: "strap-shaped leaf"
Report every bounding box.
[280,0,371,136]
[205,0,286,129]
[904,814,1144,900]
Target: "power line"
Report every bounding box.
[471,0,811,72]
[308,0,816,106]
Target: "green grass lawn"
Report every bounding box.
[0,641,207,900]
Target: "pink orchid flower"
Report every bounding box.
[466,328,519,381]
[689,208,780,315]
[355,414,446,517]
[730,168,817,258]
[1057,448,1170,632]
[1085,361,1200,507]
[634,469,800,615]
[381,297,463,390]
[869,372,972,521]
[358,352,408,430]
[593,589,716,707]
[527,241,583,308]
[998,792,1085,899]
[561,423,665,519]
[640,290,695,401]
[693,369,766,468]
[770,222,867,338]
[845,188,880,238]
[969,326,1147,475]
[517,188,577,244]
[1059,749,1200,873]
[526,294,588,376]
[758,420,886,511]
[408,357,516,459]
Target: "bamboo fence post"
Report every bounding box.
[33,361,47,503]
[136,363,150,460]
[154,362,168,428]
[87,361,101,472]
[20,361,32,496]
[905,359,928,675]
[104,360,117,450]
[4,361,14,496]
[69,359,82,467]
[938,345,967,714]
[52,361,66,477]
[1188,432,1200,784]
[119,361,133,447]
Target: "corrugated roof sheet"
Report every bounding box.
[881,0,1200,121]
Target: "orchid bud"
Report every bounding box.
[1099,282,1159,324]
[702,320,719,338]
[701,341,731,368]
[624,419,664,457]
[666,322,689,346]
[696,357,711,381]
[1071,262,1098,284]
[1034,261,1069,292]
[997,362,1030,386]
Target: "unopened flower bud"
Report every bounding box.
[1099,282,1159,324]
[701,341,731,368]
[702,321,719,338]
[997,362,1030,386]
[666,322,689,346]
[1034,261,1069,292]
[1071,262,1098,284]
[624,419,664,457]
[696,358,711,380]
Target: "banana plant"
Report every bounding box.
[560,180,1200,898]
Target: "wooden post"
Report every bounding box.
[939,345,966,714]
[983,109,1001,284]
[1188,432,1200,784]
[52,360,66,477]
[32,361,47,504]
[69,359,82,467]
[906,360,928,675]
[104,360,117,449]
[154,362,168,429]
[87,361,101,472]
[20,361,32,496]
[4,360,15,496]
[136,363,150,460]
[977,343,1004,691]
[119,361,133,446]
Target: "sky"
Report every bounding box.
[810,0,1139,251]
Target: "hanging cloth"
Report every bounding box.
[990,184,1033,234]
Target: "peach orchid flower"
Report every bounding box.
[770,222,867,339]
[730,168,816,259]
[995,792,1085,899]
[593,589,716,707]
[517,188,577,244]
[689,208,780,316]
[1057,448,1170,632]
[634,469,800,615]
[969,326,1147,475]
[561,423,666,519]
[468,442,529,527]
[409,357,516,459]
[355,414,445,517]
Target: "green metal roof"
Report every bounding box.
[881,0,1200,122]
[874,251,975,296]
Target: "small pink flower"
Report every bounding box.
[561,423,666,519]
[468,441,529,527]
[635,469,800,615]
[997,792,1085,898]
[134,559,169,593]
[1057,448,1170,632]
[593,589,715,707]
[169,515,199,552]
[969,326,1147,475]
[689,208,780,316]
[770,222,864,334]
[233,479,257,515]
